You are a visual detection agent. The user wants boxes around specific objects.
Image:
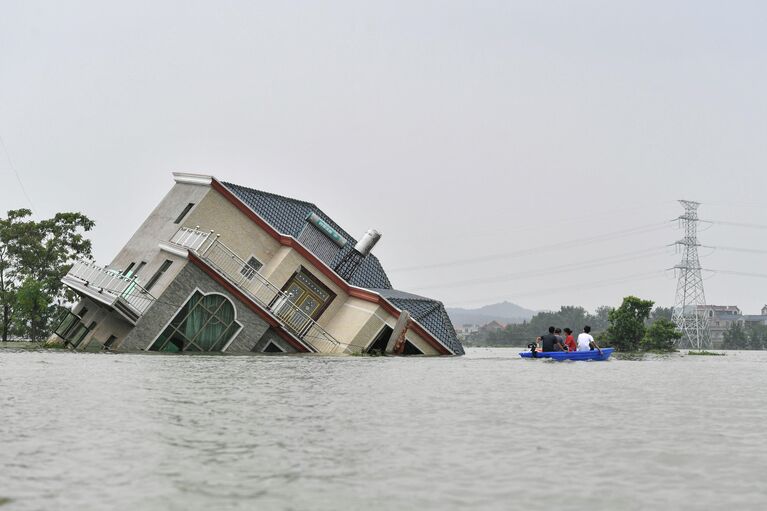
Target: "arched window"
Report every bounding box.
[149,291,241,352]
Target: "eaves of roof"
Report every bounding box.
[207,178,456,355]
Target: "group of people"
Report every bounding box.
[535,325,599,352]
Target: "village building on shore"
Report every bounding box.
[699,304,767,348]
[52,173,464,356]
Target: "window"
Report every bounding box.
[240,256,263,280]
[104,335,118,349]
[144,260,173,291]
[122,262,136,276]
[174,203,195,224]
[133,261,147,276]
[149,291,241,352]
[54,312,80,341]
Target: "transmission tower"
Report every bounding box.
[671,200,711,349]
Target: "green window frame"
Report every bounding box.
[148,291,241,353]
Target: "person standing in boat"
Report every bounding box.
[577,325,598,351]
[563,328,577,351]
[540,326,566,352]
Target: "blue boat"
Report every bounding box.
[519,347,614,361]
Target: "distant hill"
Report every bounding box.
[447,301,536,327]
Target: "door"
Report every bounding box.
[277,269,333,333]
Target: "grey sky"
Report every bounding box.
[2,1,766,313]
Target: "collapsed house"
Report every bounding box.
[54,173,464,356]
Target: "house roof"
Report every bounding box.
[371,288,464,355]
[220,180,464,355]
[222,181,392,289]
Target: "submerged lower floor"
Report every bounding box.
[54,255,450,356]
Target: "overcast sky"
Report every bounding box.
[2,1,766,313]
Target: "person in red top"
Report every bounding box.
[563,328,577,352]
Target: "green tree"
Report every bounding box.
[641,318,681,351]
[605,296,655,351]
[0,209,94,341]
[746,324,767,351]
[722,323,747,350]
[650,306,674,323]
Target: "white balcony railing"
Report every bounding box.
[170,227,341,353]
[64,261,156,317]
[169,226,213,252]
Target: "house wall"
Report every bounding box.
[63,298,134,351]
[181,187,388,349]
[109,179,211,292]
[117,262,297,353]
[59,174,450,355]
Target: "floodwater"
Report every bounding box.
[1,348,766,511]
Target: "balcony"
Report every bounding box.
[169,227,342,353]
[62,261,156,324]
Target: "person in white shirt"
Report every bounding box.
[576,325,597,351]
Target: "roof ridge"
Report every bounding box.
[222,181,318,210]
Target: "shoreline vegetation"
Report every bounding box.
[687,350,726,356]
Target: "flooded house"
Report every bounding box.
[53,173,464,356]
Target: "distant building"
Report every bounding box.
[455,323,480,340]
[51,173,464,356]
[698,304,767,348]
[479,320,506,334]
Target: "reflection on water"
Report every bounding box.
[1,348,766,510]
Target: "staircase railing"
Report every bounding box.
[193,236,340,352]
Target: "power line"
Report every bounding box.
[708,220,767,230]
[0,134,36,214]
[414,246,669,291]
[707,269,767,279]
[703,245,767,255]
[390,221,673,273]
[446,270,668,307]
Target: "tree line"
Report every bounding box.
[722,322,767,350]
[0,209,94,342]
[467,297,679,352]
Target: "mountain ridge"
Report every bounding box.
[447,301,536,327]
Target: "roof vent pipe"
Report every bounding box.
[354,229,382,256]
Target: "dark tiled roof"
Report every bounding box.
[222,181,465,355]
[222,181,392,289]
[371,289,465,355]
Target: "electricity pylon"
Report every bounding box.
[671,200,711,349]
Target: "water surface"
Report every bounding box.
[1,348,766,510]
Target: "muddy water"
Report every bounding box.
[1,348,766,510]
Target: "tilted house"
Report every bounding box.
[54,173,464,356]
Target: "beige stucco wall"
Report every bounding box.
[183,188,370,346]
[183,189,282,269]
[160,186,443,354]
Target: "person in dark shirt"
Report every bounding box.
[554,328,565,348]
[540,326,566,352]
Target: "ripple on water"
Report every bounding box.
[1,349,767,510]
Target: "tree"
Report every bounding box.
[0,209,94,341]
[745,324,767,351]
[641,318,681,351]
[605,296,655,351]
[650,306,674,323]
[722,323,747,350]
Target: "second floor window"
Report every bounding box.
[174,203,195,224]
[240,256,263,280]
[144,260,173,291]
